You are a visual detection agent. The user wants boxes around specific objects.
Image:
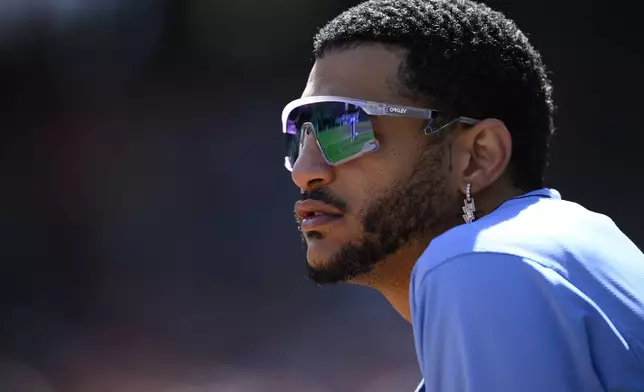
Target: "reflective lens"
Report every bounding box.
[284,101,379,170]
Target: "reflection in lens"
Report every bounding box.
[283,101,379,169]
[316,104,376,164]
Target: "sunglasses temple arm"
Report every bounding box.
[424,116,479,136]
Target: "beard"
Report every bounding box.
[303,143,461,285]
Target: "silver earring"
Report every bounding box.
[462,183,476,224]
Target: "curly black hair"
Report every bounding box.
[314,0,555,191]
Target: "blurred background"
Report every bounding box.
[0,0,642,391]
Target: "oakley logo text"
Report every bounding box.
[389,107,408,114]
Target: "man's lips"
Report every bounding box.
[295,200,344,232]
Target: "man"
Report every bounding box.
[281,0,644,390]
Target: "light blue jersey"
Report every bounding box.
[411,189,644,392]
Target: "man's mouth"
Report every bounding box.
[295,200,344,232]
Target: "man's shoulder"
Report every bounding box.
[414,190,623,278]
[411,188,644,333]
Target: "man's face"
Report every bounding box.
[291,45,461,284]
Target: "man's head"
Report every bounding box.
[288,0,555,285]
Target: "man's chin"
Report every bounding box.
[304,240,345,284]
[306,261,351,285]
[305,239,379,285]
[305,251,343,284]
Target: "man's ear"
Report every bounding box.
[449,118,512,194]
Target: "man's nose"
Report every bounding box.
[291,128,335,191]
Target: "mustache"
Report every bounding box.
[300,188,348,214]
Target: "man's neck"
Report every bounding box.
[353,241,430,322]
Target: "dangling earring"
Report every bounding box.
[462,183,476,224]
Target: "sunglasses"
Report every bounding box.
[281,96,479,171]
